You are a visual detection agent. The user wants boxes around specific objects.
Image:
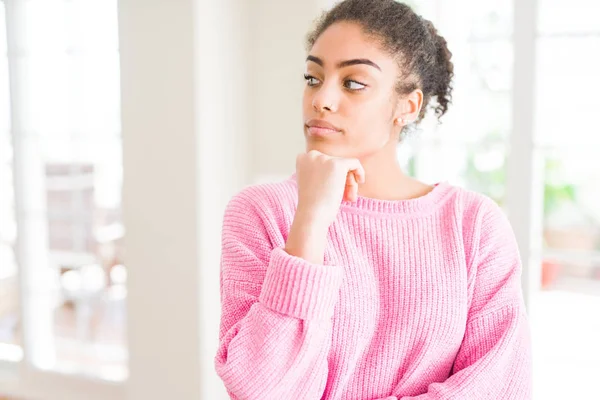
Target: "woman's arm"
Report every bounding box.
[398,198,533,400]
[214,188,344,399]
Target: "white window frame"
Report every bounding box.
[506,0,542,311]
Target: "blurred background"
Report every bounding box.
[0,0,598,399]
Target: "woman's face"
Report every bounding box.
[302,22,411,159]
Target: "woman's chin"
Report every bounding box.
[305,142,354,158]
[306,141,335,154]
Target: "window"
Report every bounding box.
[401,0,513,207]
[404,1,600,398]
[1,0,126,381]
[531,2,600,398]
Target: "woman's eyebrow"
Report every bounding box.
[306,55,381,71]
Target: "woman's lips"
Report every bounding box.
[306,125,340,136]
[305,119,341,136]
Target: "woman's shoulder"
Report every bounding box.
[220,177,297,263]
[437,183,511,242]
[442,183,502,218]
[442,183,515,245]
[224,174,298,221]
[440,185,517,272]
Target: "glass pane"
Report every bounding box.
[0,2,6,56]
[541,257,600,294]
[407,141,507,206]
[534,36,600,147]
[13,0,127,380]
[538,0,600,35]
[405,1,512,206]
[0,156,19,352]
[0,0,21,361]
[412,0,513,39]
[533,33,600,398]
[465,0,513,39]
[16,52,122,139]
[413,38,513,145]
[459,40,512,142]
[16,56,71,136]
[407,0,436,19]
[540,148,600,292]
[69,53,121,136]
[411,11,513,145]
[20,137,127,382]
[0,3,9,133]
[0,59,9,133]
[21,0,68,54]
[66,0,120,51]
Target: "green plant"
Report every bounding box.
[463,130,506,205]
[462,134,580,218]
[543,158,577,217]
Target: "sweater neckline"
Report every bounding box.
[289,173,453,216]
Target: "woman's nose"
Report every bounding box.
[312,85,338,113]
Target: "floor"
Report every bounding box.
[531,289,600,399]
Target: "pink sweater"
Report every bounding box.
[214,175,532,400]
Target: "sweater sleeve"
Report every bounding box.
[399,199,533,400]
[214,190,345,400]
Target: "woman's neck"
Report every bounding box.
[356,146,433,201]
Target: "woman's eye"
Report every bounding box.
[304,74,320,86]
[344,80,366,90]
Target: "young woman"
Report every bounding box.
[214,1,532,399]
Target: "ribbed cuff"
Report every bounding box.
[258,247,344,320]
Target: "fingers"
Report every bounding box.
[344,172,358,202]
[305,150,365,184]
[338,158,366,184]
[302,150,365,203]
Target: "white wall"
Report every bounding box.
[197,1,329,397]
[120,0,329,399]
[119,0,203,399]
[247,0,327,182]
[193,0,251,398]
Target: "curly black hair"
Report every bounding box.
[306,0,454,126]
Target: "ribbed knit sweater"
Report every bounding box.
[214,174,532,400]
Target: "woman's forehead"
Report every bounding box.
[309,22,395,71]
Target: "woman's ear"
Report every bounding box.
[393,89,423,126]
